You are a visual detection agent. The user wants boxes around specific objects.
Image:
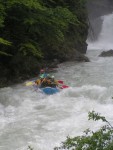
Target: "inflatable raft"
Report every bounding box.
[40,87,59,95]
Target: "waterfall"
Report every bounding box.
[88,13,113,50]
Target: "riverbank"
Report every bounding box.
[1,50,113,150]
[0,0,89,88]
[0,49,89,88]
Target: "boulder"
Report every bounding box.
[99,49,113,57]
[73,50,90,62]
[65,49,90,62]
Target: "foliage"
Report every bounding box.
[19,42,43,58]
[0,37,11,45]
[0,0,88,84]
[0,3,5,27]
[54,111,113,150]
[0,37,12,56]
[27,146,34,150]
[0,51,12,56]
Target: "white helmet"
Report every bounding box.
[51,75,55,78]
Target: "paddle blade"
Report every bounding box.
[58,80,64,84]
[25,81,34,86]
[61,85,69,89]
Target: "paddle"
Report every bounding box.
[58,84,69,89]
[25,80,64,86]
[57,80,69,89]
[25,79,69,89]
[25,77,45,87]
[58,80,64,84]
[60,85,69,89]
[25,81,35,86]
[25,81,41,93]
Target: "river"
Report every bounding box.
[0,14,113,150]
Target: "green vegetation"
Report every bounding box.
[28,146,34,150]
[54,111,113,150]
[0,0,88,87]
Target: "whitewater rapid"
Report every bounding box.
[0,50,113,150]
[88,13,113,50]
[1,11,113,150]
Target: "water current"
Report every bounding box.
[0,13,113,150]
[88,13,113,50]
[0,49,113,150]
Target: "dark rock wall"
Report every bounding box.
[87,0,113,19]
[87,0,113,41]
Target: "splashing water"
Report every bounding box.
[1,12,113,150]
[0,49,113,150]
[88,13,113,50]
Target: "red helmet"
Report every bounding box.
[40,69,44,73]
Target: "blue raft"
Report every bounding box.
[40,87,59,95]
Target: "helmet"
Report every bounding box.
[40,69,44,73]
[51,75,55,78]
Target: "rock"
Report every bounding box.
[48,59,59,68]
[74,50,90,62]
[99,49,113,57]
[63,49,90,62]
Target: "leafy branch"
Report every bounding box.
[54,111,113,150]
[0,37,12,46]
[88,111,113,129]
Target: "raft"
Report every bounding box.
[40,87,59,95]
[26,79,69,95]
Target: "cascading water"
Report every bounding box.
[88,13,113,50]
[1,13,113,150]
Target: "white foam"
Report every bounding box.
[1,50,113,149]
[88,13,113,50]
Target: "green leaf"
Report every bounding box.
[19,42,43,58]
[0,37,12,46]
[6,0,43,10]
[0,3,5,27]
[0,51,12,56]
[88,111,107,122]
[55,111,113,150]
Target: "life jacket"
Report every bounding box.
[40,78,51,87]
[39,73,48,78]
[49,79,58,87]
[35,79,41,85]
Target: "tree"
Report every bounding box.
[0,0,88,86]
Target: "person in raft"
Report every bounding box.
[49,75,59,88]
[35,74,58,88]
[39,69,47,78]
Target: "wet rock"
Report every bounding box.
[63,49,90,62]
[99,49,113,57]
[74,50,90,62]
[47,59,59,68]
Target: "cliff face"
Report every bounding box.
[87,0,113,19]
[87,0,113,41]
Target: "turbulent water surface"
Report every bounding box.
[88,13,113,50]
[1,13,113,150]
[0,49,113,150]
